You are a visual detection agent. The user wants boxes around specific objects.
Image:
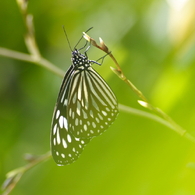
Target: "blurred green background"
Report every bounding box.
[1,0,195,194]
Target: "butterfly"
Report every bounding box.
[51,29,118,166]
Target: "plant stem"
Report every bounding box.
[82,32,195,144]
[119,104,195,143]
[0,47,64,77]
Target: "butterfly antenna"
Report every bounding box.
[74,27,93,50]
[62,25,73,52]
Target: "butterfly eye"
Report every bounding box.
[51,30,118,166]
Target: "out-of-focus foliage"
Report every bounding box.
[1,0,195,194]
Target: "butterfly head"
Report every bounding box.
[71,49,90,68]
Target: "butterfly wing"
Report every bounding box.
[67,66,118,139]
[51,65,91,166]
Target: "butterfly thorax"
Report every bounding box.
[71,50,91,69]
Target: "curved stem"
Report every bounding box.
[119,104,195,143]
[119,104,174,129]
[83,33,195,143]
[2,152,51,195]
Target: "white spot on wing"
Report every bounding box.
[53,124,57,135]
[59,116,64,128]
[67,134,72,143]
[56,110,60,119]
[80,120,82,125]
[75,137,80,141]
[64,99,68,105]
[98,113,103,120]
[82,109,88,119]
[53,138,56,145]
[62,139,67,148]
[102,111,107,116]
[92,122,96,128]
[84,124,87,131]
[81,140,85,144]
[63,117,68,129]
[95,117,100,123]
[76,101,81,116]
[72,111,75,119]
[78,84,82,101]
[90,110,94,118]
[75,118,79,126]
[56,128,61,144]
[69,108,72,117]
[83,78,88,103]
[76,108,81,116]
[106,107,110,111]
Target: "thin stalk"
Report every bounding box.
[0,47,64,77]
[83,32,195,143]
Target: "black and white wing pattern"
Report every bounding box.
[51,65,91,166]
[67,66,118,139]
[51,49,118,166]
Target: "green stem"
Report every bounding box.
[23,152,51,172]
[119,104,195,143]
[2,152,51,195]
[0,47,64,77]
[119,104,174,130]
